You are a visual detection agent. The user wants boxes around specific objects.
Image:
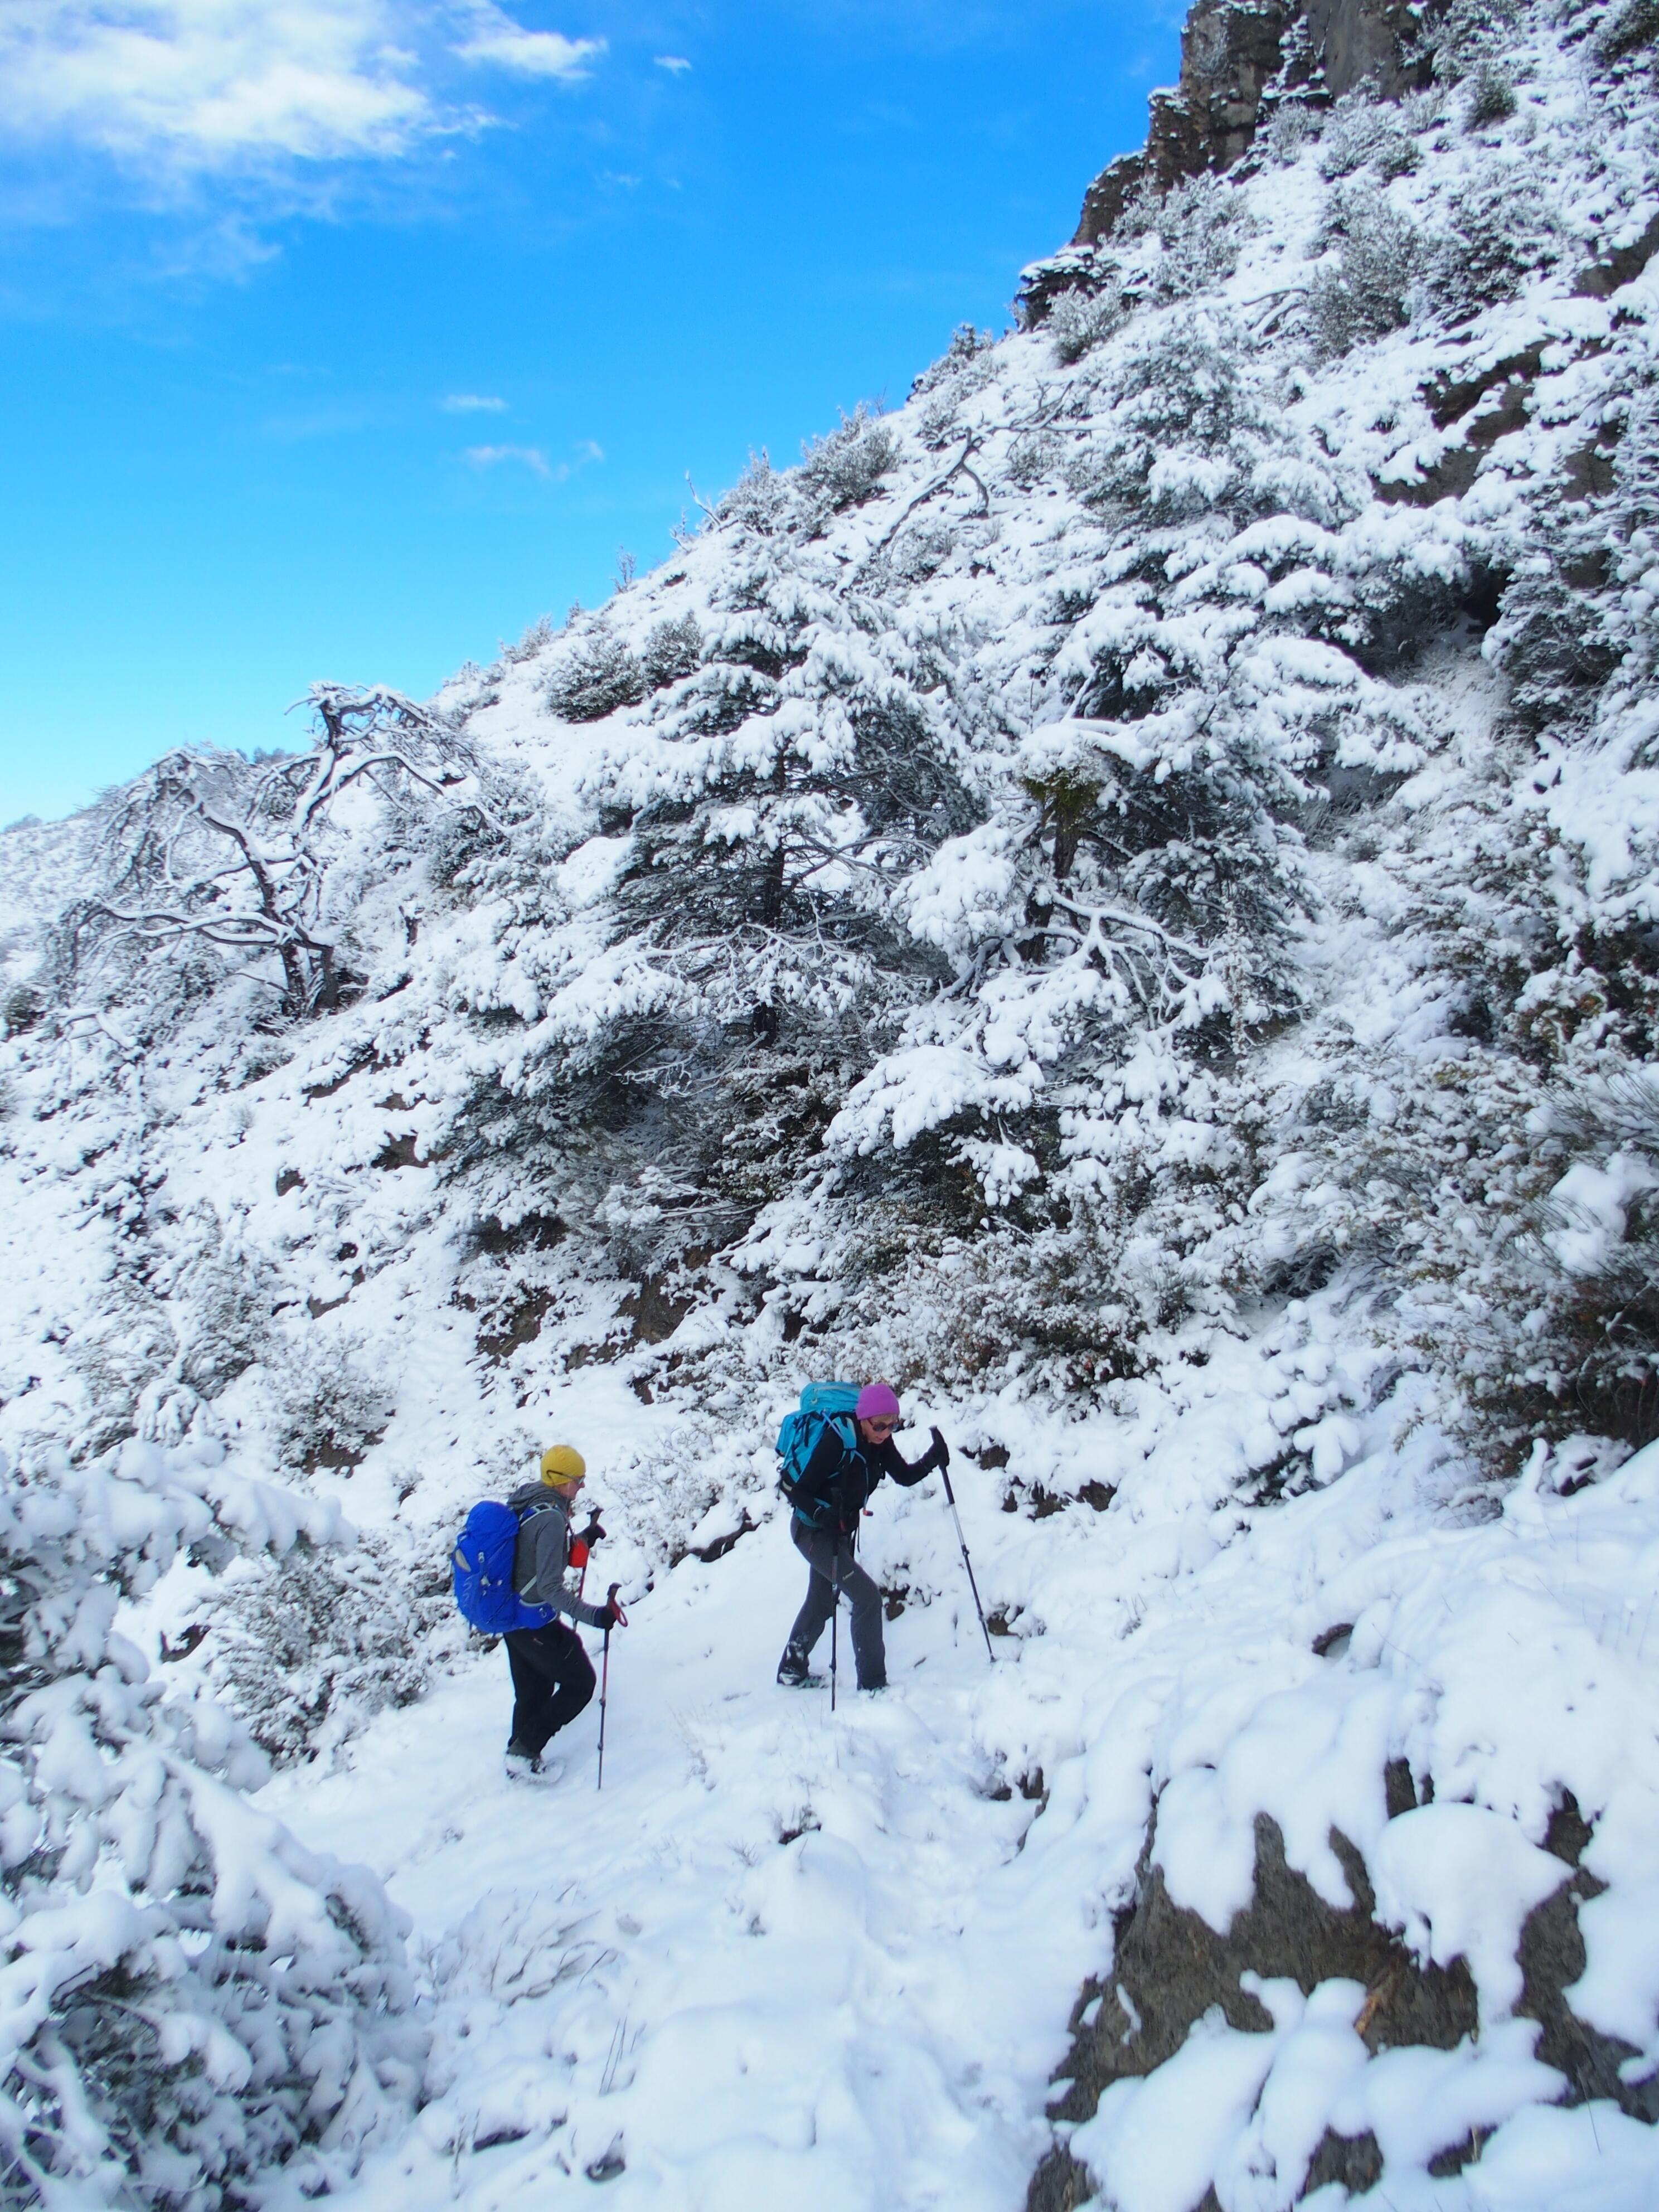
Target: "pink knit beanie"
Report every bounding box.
[856,1382,901,1422]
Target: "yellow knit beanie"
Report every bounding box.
[540,1444,586,1486]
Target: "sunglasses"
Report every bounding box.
[865,1417,899,1435]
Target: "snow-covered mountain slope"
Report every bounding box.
[0,809,88,998]
[7,0,1659,2204]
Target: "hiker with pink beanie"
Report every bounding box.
[775,1381,951,1692]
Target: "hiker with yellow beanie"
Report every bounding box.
[499,1444,623,1783]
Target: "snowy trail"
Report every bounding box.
[256,1404,1659,2212]
[259,1492,1079,2211]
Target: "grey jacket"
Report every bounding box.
[506,1483,610,1630]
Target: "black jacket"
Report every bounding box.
[798,1422,940,1535]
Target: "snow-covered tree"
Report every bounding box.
[206,1524,462,1768]
[56,685,502,1025]
[0,1438,420,2206]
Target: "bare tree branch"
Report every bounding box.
[59,685,507,1022]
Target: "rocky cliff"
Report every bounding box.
[1065,0,1440,259]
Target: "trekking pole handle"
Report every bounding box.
[607,1582,628,1627]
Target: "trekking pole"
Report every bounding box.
[830,1548,842,1713]
[575,1512,604,1603]
[596,1584,624,1789]
[942,1467,995,1663]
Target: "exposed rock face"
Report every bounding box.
[1071,0,1438,248]
[1302,0,1433,100]
[1029,1789,1659,2212]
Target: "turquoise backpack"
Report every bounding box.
[775,1381,860,1527]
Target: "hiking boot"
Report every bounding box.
[505,1739,563,1784]
[776,1647,821,1688]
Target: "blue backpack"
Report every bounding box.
[452,1500,556,1634]
[775,1381,860,1527]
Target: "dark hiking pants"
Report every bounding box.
[785,1520,886,1689]
[504,1619,596,1755]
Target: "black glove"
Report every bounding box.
[927,1425,951,1472]
[580,1512,607,1547]
[603,1583,628,1629]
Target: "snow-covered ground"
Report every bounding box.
[200,1364,1659,2212]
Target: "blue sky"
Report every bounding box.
[0,1,1181,824]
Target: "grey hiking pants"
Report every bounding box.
[786,1520,886,1689]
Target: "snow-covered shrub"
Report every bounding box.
[1511,1073,1659,1436]
[501,613,554,664]
[1258,99,1321,167]
[918,395,963,450]
[836,1203,1226,1392]
[1307,196,1421,358]
[1148,177,1259,301]
[0,982,41,1039]
[716,449,789,533]
[1071,313,1279,522]
[207,1525,462,1767]
[1488,559,1619,730]
[0,1438,420,2205]
[799,405,901,512]
[910,324,998,443]
[544,624,646,721]
[1466,60,1519,125]
[71,1277,182,1455]
[908,323,995,402]
[640,613,702,690]
[1005,429,1064,488]
[1047,285,1124,366]
[448,536,976,1279]
[1596,0,1659,62]
[1433,0,1527,80]
[1427,166,1557,315]
[1372,1062,1659,1457]
[166,1204,276,1401]
[889,521,958,579]
[1614,375,1659,538]
[1318,93,1423,180]
[270,1329,393,1473]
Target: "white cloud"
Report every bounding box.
[0,0,604,176]
[443,392,507,412]
[465,443,550,476]
[654,55,691,74]
[0,1,431,169]
[454,7,604,80]
[464,435,601,483]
